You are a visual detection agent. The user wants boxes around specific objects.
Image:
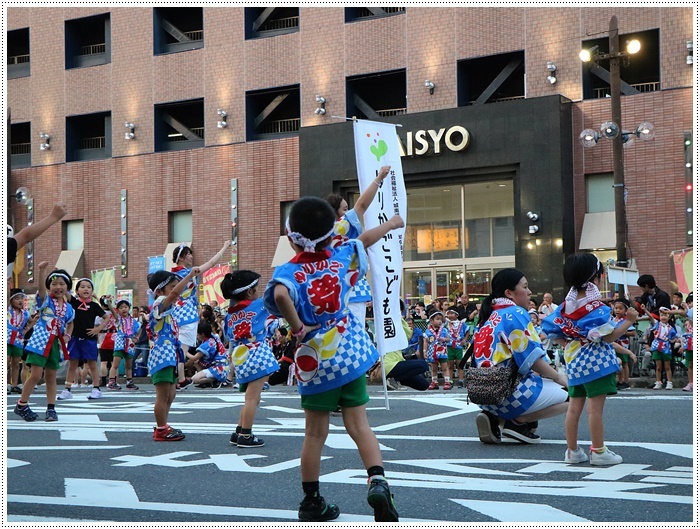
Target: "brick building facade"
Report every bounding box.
[6,7,694,305]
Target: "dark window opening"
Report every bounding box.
[155,99,204,152]
[10,122,31,168]
[581,29,660,100]
[345,7,405,23]
[246,85,300,141]
[154,7,204,55]
[8,28,30,79]
[65,13,110,69]
[457,51,525,106]
[66,112,111,162]
[245,7,299,39]
[346,69,406,119]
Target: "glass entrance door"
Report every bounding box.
[403,268,433,307]
[436,267,466,305]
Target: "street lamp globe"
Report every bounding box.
[600,121,620,139]
[636,121,655,141]
[579,129,600,148]
[626,39,641,54]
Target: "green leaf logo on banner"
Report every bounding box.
[370,139,388,161]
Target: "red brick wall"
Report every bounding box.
[8,6,694,303]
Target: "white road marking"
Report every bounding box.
[7,459,30,468]
[8,445,131,451]
[325,432,394,451]
[451,498,590,522]
[7,478,433,522]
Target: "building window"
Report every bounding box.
[403,180,514,261]
[279,200,294,235]
[345,7,405,23]
[66,112,111,162]
[10,122,31,169]
[346,69,406,119]
[457,51,525,106]
[581,29,660,100]
[246,85,300,141]
[7,28,30,79]
[170,210,193,243]
[245,7,299,39]
[65,13,110,69]
[155,99,204,152]
[586,173,615,213]
[64,220,84,250]
[153,7,203,55]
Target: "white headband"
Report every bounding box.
[232,278,259,295]
[76,278,94,289]
[9,291,25,300]
[175,243,187,263]
[147,277,173,297]
[48,272,71,284]
[285,218,334,252]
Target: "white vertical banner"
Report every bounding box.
[353,119,408,355]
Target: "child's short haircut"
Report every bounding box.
[45,269,73,290]
[197,320,212,337]
[287,197,336,251]
[221,270,261,301]
[325,193,344,214]
[563,253,603,290]
[147,270,179,294]
[116,300,131,309]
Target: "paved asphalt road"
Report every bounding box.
[5,382,694,523]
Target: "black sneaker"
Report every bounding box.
[237,434,265,448]
[298,496,340,522]
[45,408,58,422]
[367,477,399,522]
[176,378,192,391]
[229,431,238,445]
[220,380,233,388]
[11,386,22,394]
[502,419,541,444]
[14,403,38,422]
[475,411,501,444]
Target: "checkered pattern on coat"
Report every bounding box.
[147,297,182,375]
[234,340,279,384]
[7,308,29,346]
[299,316,378,395]
[332,209,372,303]
[567,341,619,385]
[24,296,75,361]
[480,374,541,420]
[171,267,200,326]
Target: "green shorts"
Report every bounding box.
[300,374,370,412]
[685,350,693,368]
[26,342,61,371]
[651,351,672,362]
[7,344,23,358]
[113,350,132,360]
[152,366,178,385]
[447,347,464,361]
[569,372,618,398]
[616,352,628,364]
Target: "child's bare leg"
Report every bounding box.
[154,382,176,427]
[109,357,121,381]
[301,409,330,481]
[440,361,450,382]
[125,358,133,379]
[342,405,382,469]
[664,361,672,382]
[586,394,607,448]
[64,359,79,388]
[430,363,438,379]
[239,377,266,429]
[655,362,663,382]
[565,396,585,451]
[88,360,100,387]
[10,357,21,386]
[44,369,57,405]
[20,364,44,402]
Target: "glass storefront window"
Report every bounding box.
[405,185,462,261]
[493,216,515,256]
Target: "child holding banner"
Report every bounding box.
[325,165,390,327]
[264,197,402,522]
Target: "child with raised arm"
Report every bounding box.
[643,306,677,390]
[106,299,141,391]
[16,263,75,422]
[170,240,232,390]
[221,270,280,447]
[7,288,37,394]
[147,267,201,441]
[264,197,402,522]
[542,253,638,466]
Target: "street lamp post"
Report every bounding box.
[608,15,627,269]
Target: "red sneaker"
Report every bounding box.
[153,425,185,441]
[427,381,439,390]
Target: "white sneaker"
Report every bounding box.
[564,446,588,464]
[590,447,623,466]
[652,381,663,390]
[57,389,73,400]
[87,388,102,400]
[666,381,673,390]
[683,383,693,392]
